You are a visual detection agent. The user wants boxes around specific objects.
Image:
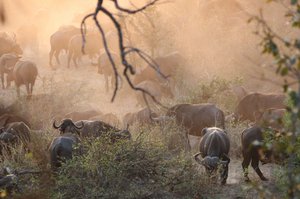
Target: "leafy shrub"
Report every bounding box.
[51,132,208,199]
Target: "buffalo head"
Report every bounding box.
[53,119,84,135]
[194,153,229,171]
[194,152,229,184]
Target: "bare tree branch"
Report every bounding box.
[110,0,159,14]
[81,0,168,108]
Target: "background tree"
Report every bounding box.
[250,0,300,197]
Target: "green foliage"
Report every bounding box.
[51,136,206,199]
[250,1,300,197]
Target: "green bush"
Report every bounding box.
[51,134,208,199]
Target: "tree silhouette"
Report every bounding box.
[81,0,168,106]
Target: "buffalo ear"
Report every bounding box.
[201,128,208,137]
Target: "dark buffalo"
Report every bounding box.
[194,127,230,185]
[0,53,20,89]
[0,32,23,57]
[64,109,103,122]
[0,114,31,129]
[123,107,159,126]
[74,120,119,138]
[67,33,102,68]
[7,60,38,98]
[48,133,80,170]
[241,126,272,182]
[49,25,80,66]
[234,93,286,122]
[167,103,225,136]
[0,122,31,154]
[0,131,17,143]
[53,119,84,135]
[4,122,31,144]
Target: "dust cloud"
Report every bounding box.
[0,0,291,117]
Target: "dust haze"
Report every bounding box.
[0,0,292,197]
[0,0,290,123]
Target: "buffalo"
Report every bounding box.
[0,114,31,129]
[233,93,286,122]
[231,85,248,101]
[53,119,84,135]
[133,52,184,85]
[74,120,119,138]
[48,133,80,170]
[97,51,121,92]
[166,103,225,136]
[49,123,130,170]
[0,53,21,89]
[123,107,159,126]
[67,33,102,68]
[0,122,31,154]
[4,122,31,144]
[7,60,38,98]
[241,126,272,182]
[194,127,230,185]
[0,32,23,57]
[49,25,80,66]
[135,80,174,107]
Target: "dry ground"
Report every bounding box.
[0,49,286,198]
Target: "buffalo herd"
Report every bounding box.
[0,26,288,187]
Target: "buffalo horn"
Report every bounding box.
[219,160,228,165]
[74,121,84,129]
[194,152,203,164]
[52,120,62,129]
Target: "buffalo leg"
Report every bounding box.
[67,51,73,68]
[220,155,230,185]
[25,83,30,96]
[73,56,79,68]
[1,73,4,89]
[16,86,20,98]
[30,81,35,95]
[242,151,251,182]
[105,75,109,92]
[251,156,268,181]
[49,49,54,66]
[73,56,78,68]
[219,163,229,185]
[54,50,60,65]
